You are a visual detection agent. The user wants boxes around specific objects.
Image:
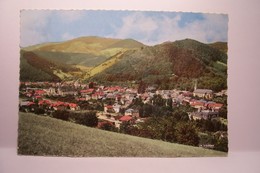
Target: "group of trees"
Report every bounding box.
[52,110,98,127]
[120,112,200,147]
[119,95,228,151]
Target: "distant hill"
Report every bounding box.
[18,112,226,157]
[22,36,144,67]
[20,51,81,81]
[208,42,228,54]
[20,36,144,81]
[20,37,227,91]
[91,39,227,91]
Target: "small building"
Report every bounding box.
[193,89,213,100]
[119,115,132,122]
[125,108,139,118]
[80,89,95,97]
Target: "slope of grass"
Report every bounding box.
[18,112,227,157]
[33,51,108,67]
[84,51,125,79]
[32,36,143,54]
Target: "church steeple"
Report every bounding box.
[194,79,198,91]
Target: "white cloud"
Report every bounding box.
[113,12,228,45]
[20,10,53,47]
[20,10,85,47]
[61,32,75,41]
[114,12,158,42]
[56,10,85,23]
[150,13,227,45]
[20,11,228,47]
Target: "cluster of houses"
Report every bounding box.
[19,81,227,128]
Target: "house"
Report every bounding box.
[51,101,67,111]
[106,93,116,99]
[20,101,35,107]
[68,103,80,111]
[46,87,57,96]
[91,91,104,100]
[104,104,121,113]
[19,101,35,112]
[38,100,51,107]
[35,90,46,96]
[206,103,223,111]
[104,105,115,113]
[125,108,139,118]
[189,110,218,120]
[113,104,121,113]
[193,89,213,100]
[119,115,132,122]
[80,89,95,97]
[190,100,206,109]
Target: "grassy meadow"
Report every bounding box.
[18,112,227,157]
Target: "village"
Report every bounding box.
[19,80,227,130]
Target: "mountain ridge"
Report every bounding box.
[20,37,227,91]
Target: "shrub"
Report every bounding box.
[52,110,70,121]
[70,111,98,127]
[34,107,45,115]
[175,122,200,146]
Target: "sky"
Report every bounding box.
[20,10,228,47]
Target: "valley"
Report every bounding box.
[19,36,228,156]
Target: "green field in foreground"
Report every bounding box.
[18,112,227,157]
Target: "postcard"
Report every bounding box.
[18,10,228,157]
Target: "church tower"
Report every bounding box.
[194,79,198,91]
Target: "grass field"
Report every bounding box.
[18,112,227,157]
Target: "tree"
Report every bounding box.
[52,110,70,121]
[119,121,132,134]
[151,94,165,107]
[141,104,153,117]
[219,105,227,119]
[34,107,45,115]
[137,80,147,94]
[73,111,98,127]
[175,122,200,146]
[214,136,228,152]
[89,82,95,88]
[100,122,118,132]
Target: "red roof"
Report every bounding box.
[76,98,86,101]
[119,115,132,122]
[106,105,113,109]
[190,102,205,107]
[35,90,46,95]
[80,89,94,93]
[69,103,78,108]
[27,102,35,106]
[207,103,223,109]
[52,101,67,107]
[105,86,123,92]
[38,100,51,105]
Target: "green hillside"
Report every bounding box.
[23,36,144,67]
[208,42,228,54]
[20,54,56,81]
[20,37,145,76]
[33,51,108,67]
[20,37,227,91]
[18,112,226,157]
[20,51,81,81]
[84,51,126,79]
[173,39,227,64]
[91,39,227,91]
